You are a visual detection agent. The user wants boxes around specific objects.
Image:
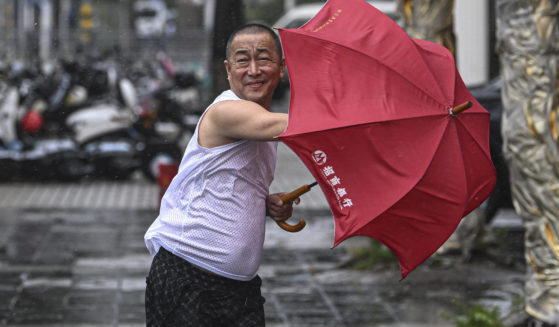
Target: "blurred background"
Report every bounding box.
[0,0,498,96]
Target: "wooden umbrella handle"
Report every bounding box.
[275,184,314,233]
[450,101,472,115]
[276,220,306,232]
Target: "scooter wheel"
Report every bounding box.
[142,151,179,181]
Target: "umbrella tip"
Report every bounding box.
[450,101,472,116]
[273,26,280,30]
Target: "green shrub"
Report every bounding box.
[441,298,505,327]
[347,239,397,270]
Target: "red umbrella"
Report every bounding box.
[276,0,496,279]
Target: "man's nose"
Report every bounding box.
[248,59,261,75]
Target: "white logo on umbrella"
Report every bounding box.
[312,150,327,165]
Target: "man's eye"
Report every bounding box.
[234,59,249,67]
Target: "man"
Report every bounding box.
[144,23,297,326]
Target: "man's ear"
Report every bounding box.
[224,60,231,80]
[279,58,286,79]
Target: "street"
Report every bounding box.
[0,143,525,326]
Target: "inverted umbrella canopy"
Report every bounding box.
[278,0,496,278]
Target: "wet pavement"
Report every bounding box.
[0,143,526,326]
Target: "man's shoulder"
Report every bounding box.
[214,90,241,103]
[203,91,240,118]
[208,90,254,117]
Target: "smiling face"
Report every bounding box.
[225,32,285,109]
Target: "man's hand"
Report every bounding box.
[266,193,300,221]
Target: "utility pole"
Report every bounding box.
[16,0,27,62]
[118,0,131,57]
[210,0,244,99]
[284,0,295,12]
[39,1,52,63]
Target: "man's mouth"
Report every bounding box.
[247,80,265,88]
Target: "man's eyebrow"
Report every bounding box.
[255,48,272,54]
[233,48,272,56]
[234,49,249,56]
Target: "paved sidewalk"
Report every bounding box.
[0,206,524,326]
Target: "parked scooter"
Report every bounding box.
[134,73,201,180]
[0,52,203,182]
[64,77,141,180]
[0,78,23,180]
[0,64,86,181]
[0,57,140,181]
[131,53,203,180]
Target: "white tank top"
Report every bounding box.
[144,90,278,281]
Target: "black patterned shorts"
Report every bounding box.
[145,247,265,327]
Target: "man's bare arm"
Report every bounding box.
[199,100,287,148]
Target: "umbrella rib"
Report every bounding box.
[454,116,495,177]
[287,31,446,107]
